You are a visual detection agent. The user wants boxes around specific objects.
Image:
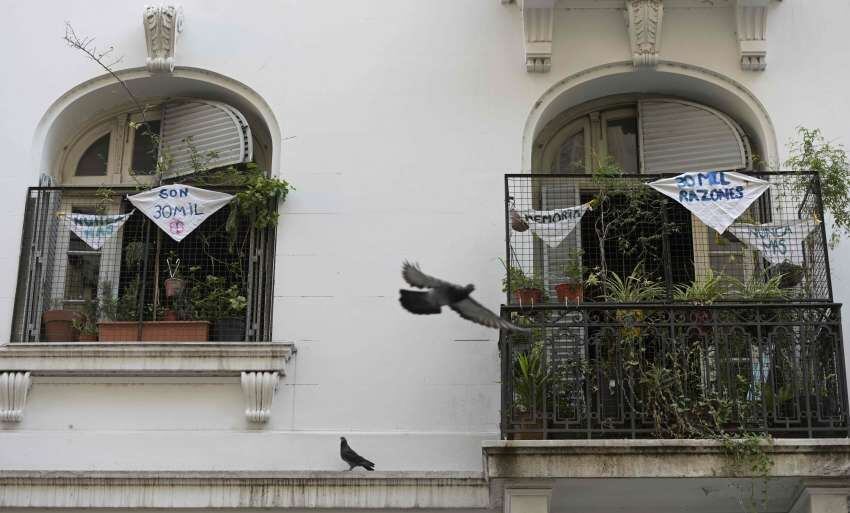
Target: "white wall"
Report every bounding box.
[1,0,849,472]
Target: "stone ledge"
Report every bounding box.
[0,471,490,509]
[483,439,850,479]
[0,342,294,377]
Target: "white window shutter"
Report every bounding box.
[158,100,253,177]
[638,100,750,174]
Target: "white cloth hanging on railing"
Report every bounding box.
[727,219,820,265]
[58,211,134,250]
[646,171,769,234]
[128,184,234,242]
[512,203,591,248]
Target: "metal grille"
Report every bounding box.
[500,303,848,439]
[505,172,832,305]
[10,187,274,342]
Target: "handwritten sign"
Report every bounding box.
[647,171,769,234]
[515,204,591,248]
[728,219,819,265]
[128,184,234,242]
[60,211,134,250]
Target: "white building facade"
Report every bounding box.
[0,1,849,512]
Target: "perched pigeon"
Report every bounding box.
[340,437,375,471]
[399,261,528,332]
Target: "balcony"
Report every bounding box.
[500,172,848,439]
[11,186,275,343]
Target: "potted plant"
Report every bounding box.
[554,249,584,304]
[41,299,81,342]
[595,265,664,339]
[500,258,546,305]
[673,270,726,327]
[163,254,186,298]
[98,277,210,342]
[191,275,248,341]
[72,298,100,342]
[511,341,551,440]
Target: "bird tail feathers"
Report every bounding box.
[399,289,441,314]
[362,459,375,471]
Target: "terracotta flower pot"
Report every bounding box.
[555,283,583,304]
[513,288,543,306]
[510,410,545,440]
[98,321,210,342]
[164,278,186,298]
[162,309,178,321]
[42,309,80,342]
[77,332,98,342]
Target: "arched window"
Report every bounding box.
[530,96,758,294]
[12,99,276,342]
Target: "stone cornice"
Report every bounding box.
[0,471,489,509]
[0,342,294,376]
[483,439,850,479]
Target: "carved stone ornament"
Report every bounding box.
[522,0,556,73]
[0,371,31,423]
[143,4,184,73]
[625,0,663,68]
[736,0,769,71]
[241,371,279,423]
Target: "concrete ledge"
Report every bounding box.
[0,342,295,376]
[483,439,850,479]
[0,471,490,509]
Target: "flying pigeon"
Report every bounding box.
[340,437,375,471]
[399,261,528,332]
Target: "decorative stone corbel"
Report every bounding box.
[625,0,663,68]
[143,4,184,73]
[736,0,769,71]
[241,371,279,423]
[0,371,31,423]
[521,0,555,73]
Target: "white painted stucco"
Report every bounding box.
[0,0,848,485]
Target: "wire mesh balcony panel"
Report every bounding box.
[504,172,832,305]
[11,187,275,342]
[500,303,849,439]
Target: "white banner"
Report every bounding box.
[60,211,134,250]
[128,184,234,242]
[647,171,770,234]
[728,219,819,265]
[515,204,591,248]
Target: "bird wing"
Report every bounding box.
[449,297,529,332]
[402,261,461,290]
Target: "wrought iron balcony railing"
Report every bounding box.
[11,186,275,343]
[500,303,848,439]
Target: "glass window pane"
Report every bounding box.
[606,117,639,174]
[64,253,101,301]
[75,134,110,176]
[131,120,161,175]
[556,132,585,173]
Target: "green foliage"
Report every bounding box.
[786,127,850,248]
[499,258,545,292]
[597,265,664,303]
[190,275,248,321]
[673,271,726,304]
[513,342,551,413]
[71,298,100,336]
[728,273,790,301]
[561,248,584,283]
[100,279,140,321]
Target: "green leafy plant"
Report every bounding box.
[597,265,664,303]
[673,271,726,304]
[513,342,551,413]
[190,275,248,321]
[499,258,545,292]
[561,248,584,283]
[71,298,100,336]
[100,279,141,321]
[728,274,789,301]
[786,127,850,248]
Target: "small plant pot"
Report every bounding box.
[164,278,186,298]
[42,309,80,342]
[513,288,543,306]
[213,317,247,341]
[77,332,98,342]
[162,309,178,322]
[510,209,529,232]
[510,410,545,440]
[555,283,583,304]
